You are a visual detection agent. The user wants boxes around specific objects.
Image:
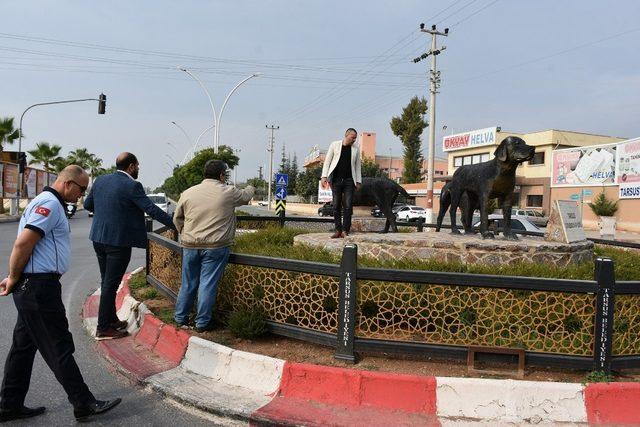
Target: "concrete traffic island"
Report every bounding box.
[82,270,640,426]
[294,231,594,267]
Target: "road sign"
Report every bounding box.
[570,194,580,201]
[275,173,288,187]
[275,199,286,215]
[275,186,287,200]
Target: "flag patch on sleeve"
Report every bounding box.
[35,206,51,217]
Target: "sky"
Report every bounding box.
[1,0,639,188]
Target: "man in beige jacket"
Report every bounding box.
[173,160,254,332]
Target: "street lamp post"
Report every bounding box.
[232,148,242,186]
[178,67,260,153]
[12,95,106,214]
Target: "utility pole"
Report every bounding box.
[415,23,448,223]
[266,125,279,210]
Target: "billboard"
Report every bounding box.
[442,127,498,152]
[36,170,46,194]
[318,180,332,203]
[23,168,38,198]
[2,163,19,198]
[616,137,640,185]
[551,143,617,187]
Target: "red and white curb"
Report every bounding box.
[83,270,640,425]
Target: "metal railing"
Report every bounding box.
[145,218,640,372]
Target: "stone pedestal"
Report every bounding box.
[294,231,594,267]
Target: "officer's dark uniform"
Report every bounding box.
[0,187,96,412]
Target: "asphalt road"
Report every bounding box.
[0,211,217,426]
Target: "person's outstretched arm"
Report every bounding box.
[130,182,176,230]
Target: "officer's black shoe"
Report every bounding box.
[74,398,122,422]
[0,405,46,422]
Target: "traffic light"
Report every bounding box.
[18,152,27,173]
[98,93,106,114]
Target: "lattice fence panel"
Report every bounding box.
[613,294,640,356]
[356,280,596,355]
[148,240,181,295]
[218,264,339,333]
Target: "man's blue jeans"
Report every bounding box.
[174,246,231,328]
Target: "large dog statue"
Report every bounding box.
[352,177,410,233]
[436,136,535,240]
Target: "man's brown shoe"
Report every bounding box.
[111,320,128,331]
[330,231,344,238]
[96,328,128,340]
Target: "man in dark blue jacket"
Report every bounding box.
[84,152,176,339]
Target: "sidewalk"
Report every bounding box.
[83,270,640,426]
[0,213,19,223]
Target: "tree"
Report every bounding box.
[67,148,93,169]
[289,153,299,194]
[0,117,19,213]
[84,154,103,185]
[246,177,268,200]
[0,117,19,152]
[27,141,62,172]
[295,165,322,200]
[158,145,240,199]
[390,96,428,183]
[362,156,385,178]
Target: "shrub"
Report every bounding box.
[128,271,147,290]
[588,191,618,217]
[228,309,268,339]
[585,370,614,383]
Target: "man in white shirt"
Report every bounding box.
[321,128,362,238]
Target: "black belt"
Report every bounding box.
[21,273,62,281]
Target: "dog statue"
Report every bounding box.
[352,177,410,233]
[436,136,535,240]
[436,181,478,234]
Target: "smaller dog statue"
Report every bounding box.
[353,177,411,233]
[436,136,535,240]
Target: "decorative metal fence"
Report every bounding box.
[146,218,640,372]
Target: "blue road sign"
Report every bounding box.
[275,173,288,187]
[570,194,580,201]
[275,186,287,200]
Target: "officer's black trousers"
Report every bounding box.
[0,278,95,411]
[93,242,132,332]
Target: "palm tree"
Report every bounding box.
[67,148,93,169]
[0,117,19,213]
[0,117,19,152]
[85,154,103,185]
[27,142,62,172]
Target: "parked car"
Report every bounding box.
[372,203,409,217]
[318,202,334,217]
[395,205,427,222]
[257,200,268,206]
[473,214,542,233]
[513,209,548,227]
[146,193,172,215]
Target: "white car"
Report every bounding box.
[395,205,428,222]
[513,209,549,227]
[473,214,542,233]
[257,200,268,207]
[147,193,172,214]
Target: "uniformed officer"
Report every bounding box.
[0,165,121,422]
